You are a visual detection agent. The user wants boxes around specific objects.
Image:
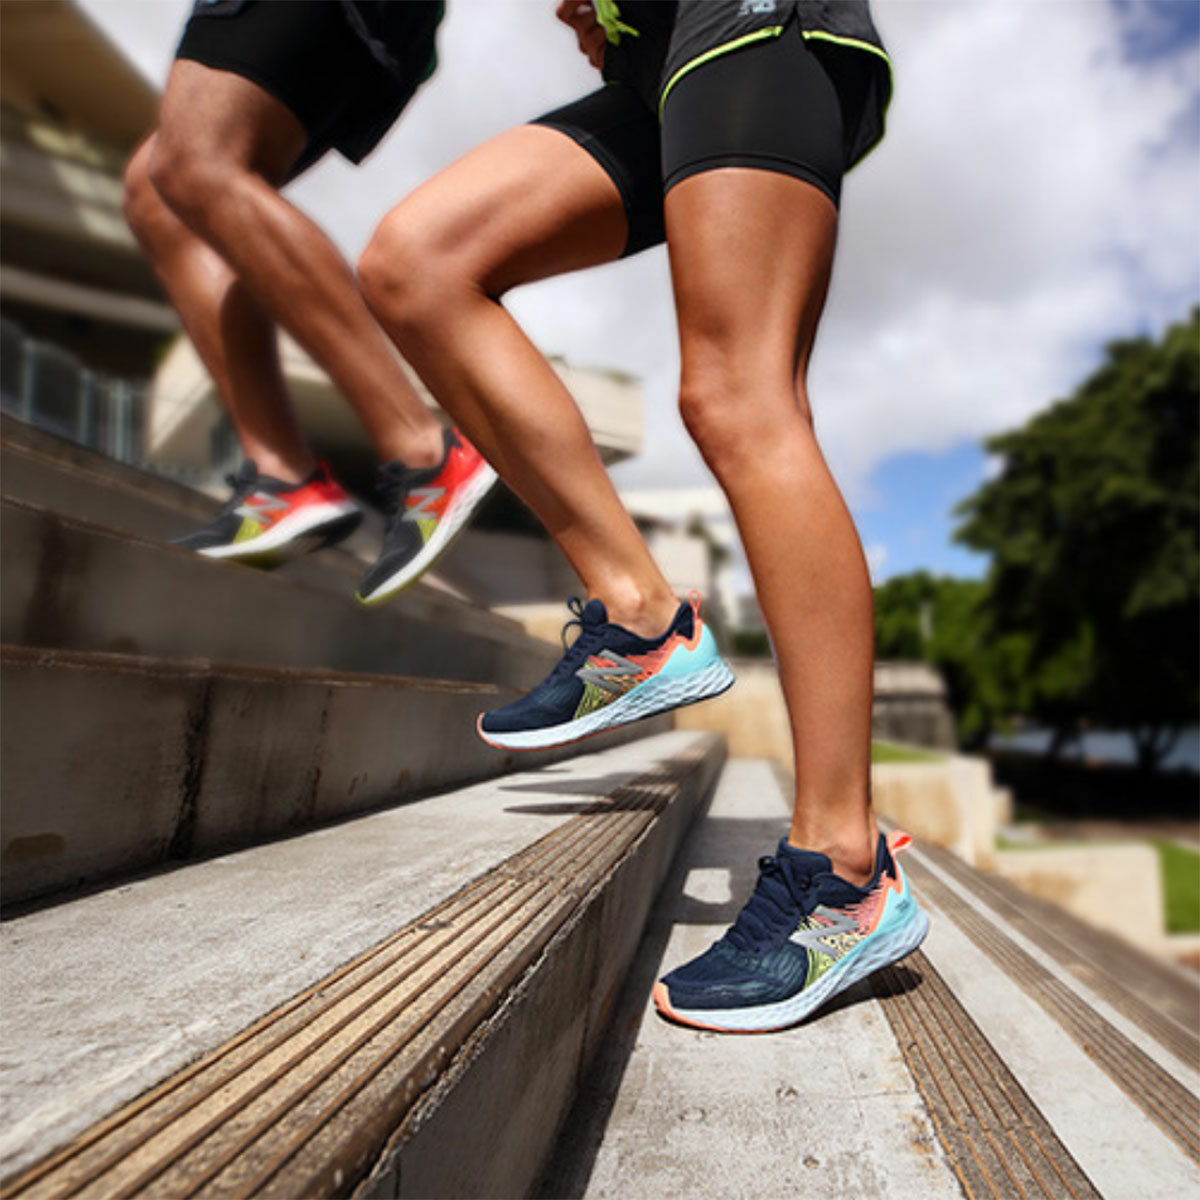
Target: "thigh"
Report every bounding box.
[382,121,635,296]
[157,59,308,185]
[665,169,837,396]
[532,84,665,257]
[169,0,370,180]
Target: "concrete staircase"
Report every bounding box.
[1,731,725,1199]
[4,415,1197,1199]
[0,415,675,905]
[1,414,728,1200]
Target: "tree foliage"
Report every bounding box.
[874,571,1031,747]
[950,310,1199,768]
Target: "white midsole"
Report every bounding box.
[197,499,360,559]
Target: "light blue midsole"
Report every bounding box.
[666,874,929,1032]
[479,650,735,750]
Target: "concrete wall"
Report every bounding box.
[872,756,1010,868]
[873,661,957,750]
[992,843,1165,949]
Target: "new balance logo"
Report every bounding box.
[403,486,445,521]
[788,906,859,951]
[576,651,643,695]
[235,492,290,521]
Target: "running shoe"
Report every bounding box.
[654,830,928,1032]
[171,460,362,566]
[477,593,735,750]
[357,427,497,604]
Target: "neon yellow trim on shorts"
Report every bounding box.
[802,30,896,144]
[659,27,784,118]
[659,26,895,123]
[800,29,892,70]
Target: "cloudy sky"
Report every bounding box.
[78,0,1200,582]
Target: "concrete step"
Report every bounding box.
[0,730,725,1198]
[539,760,1200,1200]
[2,495,556,690]
[1,412,386,579]
[0,643,672,906]
[0,417,552,691]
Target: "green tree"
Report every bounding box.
[954,310,1200,769]
[874,571,1031,747]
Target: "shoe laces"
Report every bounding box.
[723,854,824,954]
[376,431,457,535]
[549,597,608,682]
[213,461,260,516]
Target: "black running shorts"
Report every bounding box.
[531,2,889,256]
[175,0,443,174]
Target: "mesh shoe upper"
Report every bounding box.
[660,836,896,1011]
[479,597,696,734]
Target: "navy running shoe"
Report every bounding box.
[654,831,929,1032]
[477,594,735,751]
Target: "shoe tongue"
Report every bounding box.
[775,839,833,888]
[580,598,608,626]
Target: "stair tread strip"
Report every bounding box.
[873,954,1101,1200]
[915,836,1199,1057]
[905,847,1200,1166]
[1,732,720,1199]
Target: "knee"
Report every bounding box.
[358,210,467,336]
[122,140,165,240]
[679,365,813,479]
[147,132,224,227]
[678,371,757,476]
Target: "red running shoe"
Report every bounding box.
[357,427,497,603]
[172,461,362,567]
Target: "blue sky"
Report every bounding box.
[82,0,1200,591]
[856,443,992,581]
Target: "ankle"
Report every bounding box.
[378,416,445,471]
[250,450,315,485]
[596,580,680,638]
[787,817,878,887]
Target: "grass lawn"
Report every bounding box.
[870,741,945,764]
[1153,840,1200,934]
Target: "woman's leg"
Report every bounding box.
[666,167,877,885]
[358,124,678,636]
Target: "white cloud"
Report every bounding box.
[78,0,1200,508]
[865,542,890,582]
[815,0,1199,500]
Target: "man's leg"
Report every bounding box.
[358,124,679,635]
[123,136,313,482]
[148,61,443,470]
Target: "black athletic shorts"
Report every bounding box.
[176,0,443,175]
[531,2,890,257]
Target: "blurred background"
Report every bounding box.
[1,0,1196,958]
